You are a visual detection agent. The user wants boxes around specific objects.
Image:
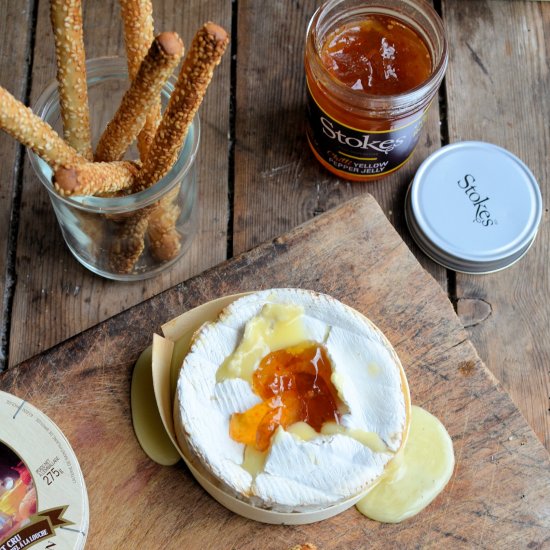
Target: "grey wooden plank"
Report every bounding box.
[0,0,35,369]
[443,0,550,449]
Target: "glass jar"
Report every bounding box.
[305,0,448,182]
[28,57,200,281]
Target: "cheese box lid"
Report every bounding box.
[0,391,88,550]
[405,141,542,273]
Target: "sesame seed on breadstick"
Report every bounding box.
[54,160,140,197]
[109,211,151,273]
[0,86,84,169]
[94,32,184,163]
[139,95,162,162]
[149,227,181,261]
[50,0,93,160]
[134,22,229,192]
[148,188,181,261]
[119,0,160,161]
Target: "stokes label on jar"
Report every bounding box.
[306,85,427,179]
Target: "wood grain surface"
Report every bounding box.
[0,1,35,364]
[1,195,549,549]
[443,0,550,451]
[0,0,549,489]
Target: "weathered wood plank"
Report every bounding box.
[1,195,548,548]
[8,0,231,366]
[443,0,550,449]
[233,0,447,286]
[0,1,34,367]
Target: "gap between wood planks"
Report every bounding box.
[0,0,39,372]
[433,0,456,309]
[227,0,239,260]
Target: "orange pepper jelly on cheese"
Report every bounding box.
[305,0,448,181]
[230,343,341,452]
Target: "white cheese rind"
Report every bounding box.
[174,289,408,511]
[326,325,404,451]
[253,430,391,510]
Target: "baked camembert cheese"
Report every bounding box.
[174,289,411,512]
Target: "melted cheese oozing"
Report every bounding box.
[242,445,267,478]
[320,422,388,453]
[216,303,309,383]
[356,405,454,523]
[287,421,388,453]
[286,421,318,441]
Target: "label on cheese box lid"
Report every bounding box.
[0,391,88,550]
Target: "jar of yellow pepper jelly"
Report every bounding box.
[305,0,448,181]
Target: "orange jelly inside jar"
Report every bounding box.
[229,342,341,452]
[321,16,431,96]
[305,1,448,181]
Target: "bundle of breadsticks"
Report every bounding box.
[0,0,228,274]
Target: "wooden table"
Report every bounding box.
[0,0,548,462]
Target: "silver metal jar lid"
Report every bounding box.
[405,141,543,274]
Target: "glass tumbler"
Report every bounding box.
[28,57,200,281]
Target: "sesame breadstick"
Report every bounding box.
[94,32,184,162]
[139,95,162,161]
[109,23,229,273]
[54,160,140,197]
[109,211,151,273]
[145,23,229,261]
[50,0,93,160]
[0,86,84,169]
[147,187,181,261]
[119,0,170,259]
[135,22,229,192]
[119,0,160,160]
